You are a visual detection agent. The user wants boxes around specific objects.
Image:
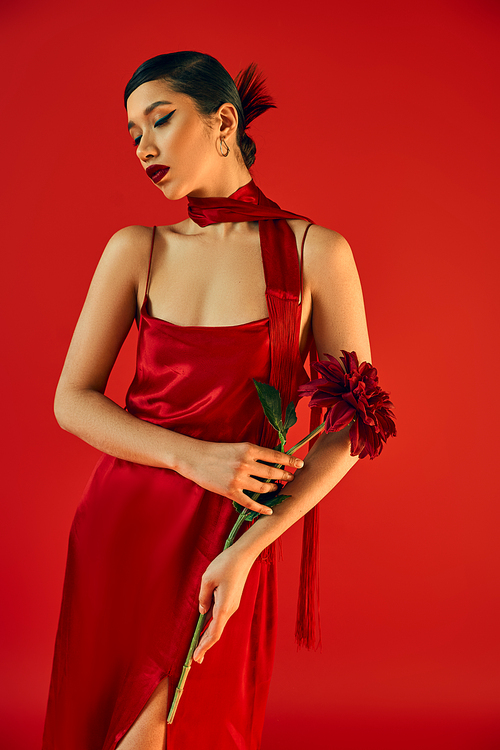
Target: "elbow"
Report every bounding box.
[54,383,104,434]
[54,384,79,432]
[54,388,70,431]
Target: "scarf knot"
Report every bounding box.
[187,179,311,227]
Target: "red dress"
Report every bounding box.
[42,181,313,749]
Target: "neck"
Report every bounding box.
[186,163,253,199]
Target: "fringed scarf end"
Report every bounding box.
[258,537,283,565]
[295,503,322,650]
[295,359,323,651]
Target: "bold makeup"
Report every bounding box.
[145,165,170,183]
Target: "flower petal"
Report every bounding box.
[341,350,360,373]
[326,400,355,432]
[302,351,396,459]
[312,362,345,389]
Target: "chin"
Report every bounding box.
[159,179,190,203]
[159,184,183,202]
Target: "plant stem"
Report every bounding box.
[167,418,327,723]
[285,420,326,455]
[224,511,250,549]
[223,420,327,549]
[166,610,208,724]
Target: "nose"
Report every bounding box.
[136,131,159,162]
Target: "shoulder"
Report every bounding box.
[307,224,353,264]
[101,220,190,270]
[95,225,156,285]
[102,224,155,262]
[286,218,350,248]
[286,219,354,270]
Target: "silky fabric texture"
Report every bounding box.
[42,180,311,749]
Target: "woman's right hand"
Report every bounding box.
[179,441,304,515]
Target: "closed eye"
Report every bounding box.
[133,110,176,147]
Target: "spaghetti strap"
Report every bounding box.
[299,222,314,305]
[143,226,156,306]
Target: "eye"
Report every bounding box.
[132,110,176,148]
[154,110,176,128]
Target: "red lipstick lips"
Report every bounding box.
[146,164,170,184]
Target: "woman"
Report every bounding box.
[42,51,371,749]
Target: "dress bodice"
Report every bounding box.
[125,294,274,444]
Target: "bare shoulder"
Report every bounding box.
[108,224,154,243]
[286,218,350,249]
[286,219,354,278]
[303,223,352,256]
[102,224,154,265]
[91,224,156,296]
[289,222,370,362]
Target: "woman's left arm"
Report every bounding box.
[194,227,372,662]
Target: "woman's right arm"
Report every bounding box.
[55,226,301,513]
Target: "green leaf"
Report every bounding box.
[284,401,298,432]
[253,380,283,433]
[264,493,290,510]
[235,494,292,523]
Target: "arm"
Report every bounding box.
[233,226,372,552]
[55,225,300,515]
[194,226,372,661]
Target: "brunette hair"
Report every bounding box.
[123,51,276,169]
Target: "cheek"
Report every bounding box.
[180,121,214,158]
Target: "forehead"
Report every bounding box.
[126,79,189,116]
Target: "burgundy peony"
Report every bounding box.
[298,350,397,459]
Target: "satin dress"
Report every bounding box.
[42,187,313,749]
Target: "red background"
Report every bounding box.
[1,0,499,748]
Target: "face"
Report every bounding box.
[126,79,220,200]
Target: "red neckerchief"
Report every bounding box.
[187,179,321,650]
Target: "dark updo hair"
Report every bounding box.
[124,51,276,169]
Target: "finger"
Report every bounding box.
[252,465,296,483]
[236,490,274,515]
[198,576,215,615]
[193,615,222,662]
[246,477,282,495]
[193,604,230,663]
[254,447,304,469]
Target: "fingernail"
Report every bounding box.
[199,604,206,614]
[265,508,273,515]
[285,472,294,480]
[295,459,304,468]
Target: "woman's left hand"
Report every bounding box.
[193,545,256,663]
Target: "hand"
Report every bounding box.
[192,545,254,664]
[182,441,303,516]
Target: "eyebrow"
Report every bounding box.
[127,101,173,131]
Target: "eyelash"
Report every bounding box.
[133,110,176,147]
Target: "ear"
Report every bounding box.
[216,102,239,140]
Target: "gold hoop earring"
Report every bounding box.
[219,137,230,157]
